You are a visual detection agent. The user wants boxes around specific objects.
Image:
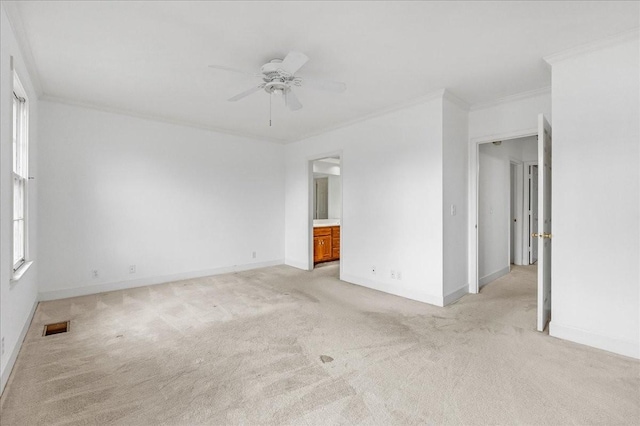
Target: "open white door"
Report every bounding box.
[536,114,552,332]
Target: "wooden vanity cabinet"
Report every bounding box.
[313,226,340,264]
[331,226,340,260]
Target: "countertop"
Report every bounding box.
[313,219,340,228]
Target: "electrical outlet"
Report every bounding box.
[252,251,256,259]
[1,337,4,355]
[371,265,376,275]
[397,271,402,280]
[92,270,99,279]
[451,204,456,216]
[391,270,396,279]
[129,265,136,274]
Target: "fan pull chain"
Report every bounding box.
[269,92,272,127]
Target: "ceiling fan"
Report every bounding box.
[208,51,346,115]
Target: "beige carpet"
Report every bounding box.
[1,264,638,425]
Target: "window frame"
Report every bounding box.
[12,73,29,276]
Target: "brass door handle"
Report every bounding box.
[531,232,552,239]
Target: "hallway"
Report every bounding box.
[477,265,538,331]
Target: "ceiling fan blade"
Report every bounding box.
[302,78,346,93]
[208,65,258,78]
[228,85,264,102]
[285,89,303,111]
[279,51,309,75]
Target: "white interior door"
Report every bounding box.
[529,165,538,264]
[536,114,552,332]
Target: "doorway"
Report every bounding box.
[476,135,539,329]
[509,160,525,266]
[309,156,342,270]
[470,114,552,332]
[477,137,534,286]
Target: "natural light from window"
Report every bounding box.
[12,73,28,272]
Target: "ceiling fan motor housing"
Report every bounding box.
[261,59,294,94]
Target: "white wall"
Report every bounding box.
[285,95,445,305]
[478,137,536,285]
[312,161,340,176]
[37,101,285,299]
[0,5,39,394]
[469,89,551,142]
[442,97,469,302]
[327,175,341,219]
[549,37,640,358]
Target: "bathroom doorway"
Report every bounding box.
[309,156,342,270]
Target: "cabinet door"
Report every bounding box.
[314,235,332,263]
[313,237,323,263]
[319,235,332,260]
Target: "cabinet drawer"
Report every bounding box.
[332,237,340,247]
[314,227,331,236]
[332,248,340,258]
[332,226,340,236]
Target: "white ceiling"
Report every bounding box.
[10,1,640,143]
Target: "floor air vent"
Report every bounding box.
[43,321,70,336]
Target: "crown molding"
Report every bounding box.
[470,86,551,112]
[41,89,457,146]
[40,95,289,145]
[2,1,44,97]
[294,88,448,143]
[544,27,640,66]
[442,89,470,111]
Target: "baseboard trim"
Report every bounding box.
[1,299,38,396]
[284,259,310,271]
[479,266,510,288]
[443,284,468,306]
[549,321,640,360]
[341,273,444,307]
[38,260,284,301]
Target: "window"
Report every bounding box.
[12,74,28,273]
